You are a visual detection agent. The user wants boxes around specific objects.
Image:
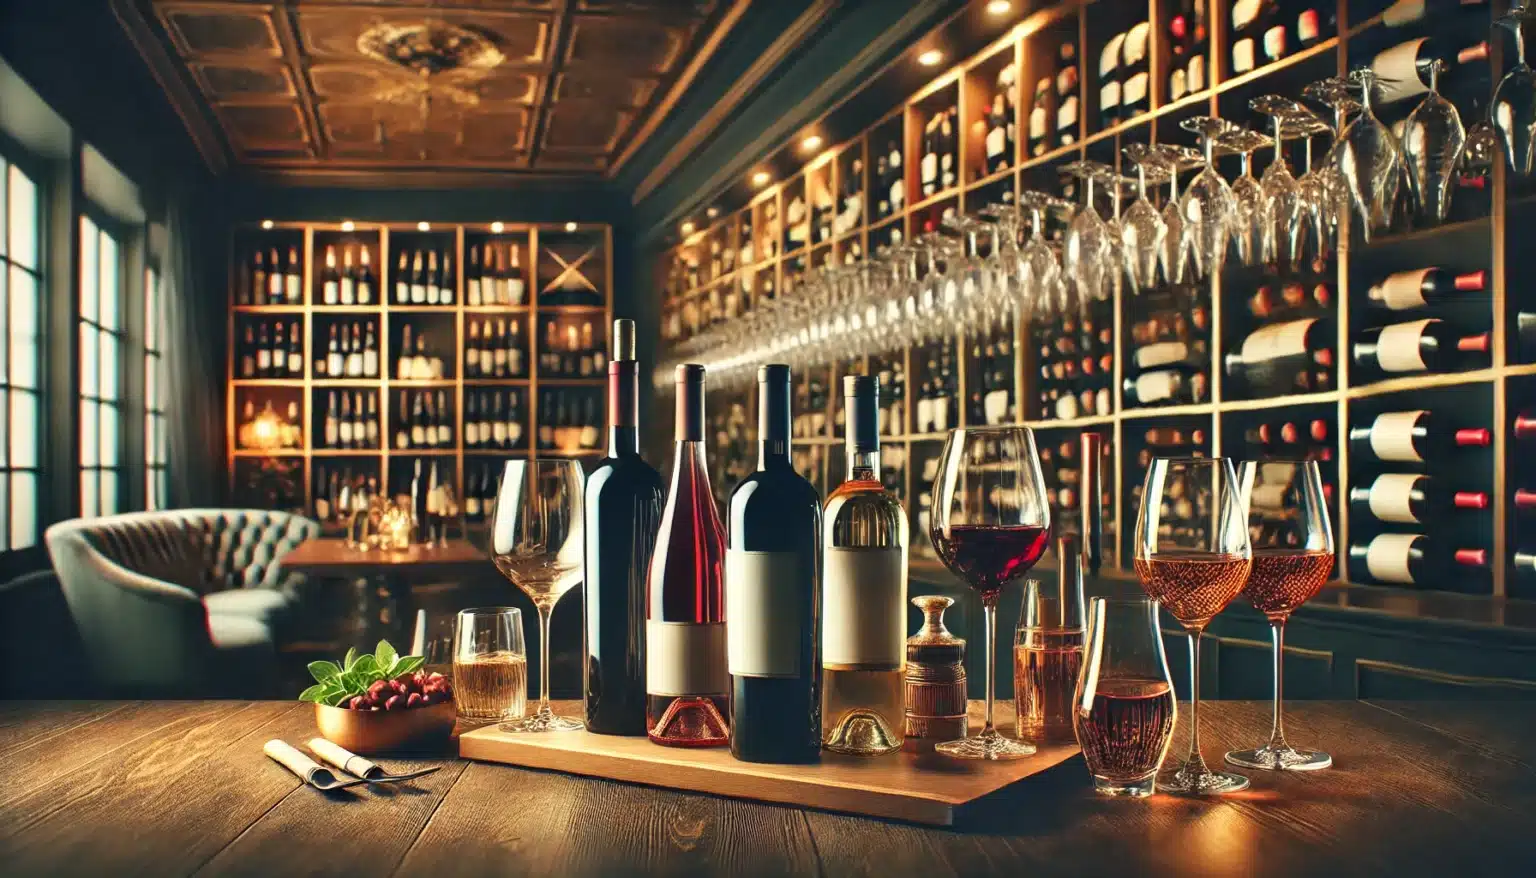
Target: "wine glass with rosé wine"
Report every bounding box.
[1134,457,1253,795]
[1225,460,1335,771]
[1074,597,1179,797]
[929,425,1051,760]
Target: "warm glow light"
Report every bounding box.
[417,221,431,231]
[986,0,1012,14]
[490,221,505,233]
[260,220,274,230]
[918,49,944,66]
[682,221,696,235]
[752,171,771,186]
[706,206,719,218]
[565,221,578,232]
[801,134,823,152]
[340,220,355,232]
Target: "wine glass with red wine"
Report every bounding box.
[1133,457,1252,794]
[1074,598,1179,797]
[929,426,1051,760]
[1226,460,1334,771]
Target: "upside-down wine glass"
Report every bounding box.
[1098,167,1134,293]
[1225,459,1335,771]
[1219,127,1273,267]
[1303,77,1360,256]
[1018,191,1068,318]
[490,459,586,732]
[1492,3,1535,176]
[1134,457,1253,794]
[1292,114,1335,266]
[1252,96,1308,266]
[1334,67,1403,241]
[1402,59,1466,225]
[1121,143,1168,293]
[1179,117,1239,282]
[1062,160,1114,304]
[1153,144,1202,286]
[929,426,1051,760]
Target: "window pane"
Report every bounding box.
[9,165,37,269]
[81,469,98,519]
[0,158,8,259]
[99,232,118,331]
[0,388,7,467]
[10,389,36,468]
[10,267,37,389]
[0,474,8,549]
[145,270,159,349]
[79,324,97,397]
[0,266,7,386]
[145,356,158,409]
[157,470,169,511]
[80,401,97,466]
[101,471,118,516]
[99,404,118,466]
[99,331,118,400]
[79,217,97,324]
[11,472,36,550]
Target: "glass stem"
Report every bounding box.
[1268,619,1289,752]
[982,599,999,738]
[1185,631,1209,774]
[537,603,554,719]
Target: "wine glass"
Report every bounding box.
[1062,160,1114,303]
[490,459,586,732]
[929,426,1052,760]
[1152,145,1202,285]
[1074,597,1179,797]
[1178,117,1238,281]
[1402,60,1466,225]
[1133,457,1253,795]
[1334,67,1404,241]
[1492,3,1535,176]
[1018,191,1067,318]
[1122,143,1169,293]
[1219,127,1273,267]
[1225,460,1335,772]
[1252,96,1308,266]
[1302,77,1360,257]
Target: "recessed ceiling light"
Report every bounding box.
[565,221,578,232]
[918,49,944,66]
[801,134,823,152]
[752,171,771,186]
[490,221,504,233]
[417,221,431,231]
[340,220,355,232]
[260,220,274,230]
[986,0,1012,14]
[682,221,696,235]
[706,206,719,219]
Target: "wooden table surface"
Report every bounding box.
[280,538,489,577]
[2,699,1534,876]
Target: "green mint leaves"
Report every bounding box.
[298,640,428,707]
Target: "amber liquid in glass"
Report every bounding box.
[453,651,528,722]
[1074,677,1176,782]
[1132,550,1251,628]
[1013,630,1084,744]
[1244,548,1333,619]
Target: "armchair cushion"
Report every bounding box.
[205,588,293,629]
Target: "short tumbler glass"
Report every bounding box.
[1073,598,1179,798]
[452,607,528,723]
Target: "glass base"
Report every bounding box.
[1225,745,1332,771]
[1092,774,1157,798]
[499,708,583,733]
[1157,763,1250,795]
[935,730,1037,761]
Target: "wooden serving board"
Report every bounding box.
[460,701,1080,826]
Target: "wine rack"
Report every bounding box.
[654,0,1536,599]
[227,222,612,530]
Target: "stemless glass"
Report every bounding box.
[1492,4,1535,177]
[1074,597,1178,798]
[929,426,1052,760]
[1134,457,1253,795]
[1226,460,1335,771]
[452,607,528,723]
[1402,60,1466,225]
[490,459,586,732]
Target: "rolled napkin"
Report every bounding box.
[307,737,380,779]
[265,739,337,785]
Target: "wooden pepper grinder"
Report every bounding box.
[904,595,968,750]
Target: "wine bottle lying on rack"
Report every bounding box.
[1348,474,1488,524]
[1347,534,1486,585]
[1367,267,1485,310]
[1382,0,1489,28]
[1352,319,1488,376]
[1123,370,1208,407]
[1348,409,1491,463]
[1225,317,1334,395]
[1371,37,1489,105]
[1248,282,1331,319]
[1517,412,1536,440]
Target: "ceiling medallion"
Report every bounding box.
[357,20,505,108]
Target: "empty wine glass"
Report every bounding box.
[1153,144,1202,285]
[1121,144,1169,294]
[1303,77,1360,255]
[1403,60,1466,224]
[1178,117,1239,281]
[1492,3,1535,176]
[1018,191,1067,319]
[1252,96,1310,266]
[1097,168,1135,294]
[1334,67,1404,240]
[1292,116,1336,265]
[1062,160,1114,303]
[1219,127,1273,266]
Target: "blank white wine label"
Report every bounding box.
[1029,105,1048,139]
[1369,410,1427,462]
[1374,268,1432,310]
[1099,34,1127,76]
[822,547,906,670]
[1058,96,1078,130]
[725,549,810,678]
[1188,56,1206,92]
[1233,38,1256,73]
[1373,38,1429,104]
[986,126,1007,158]
[1124,22,1150,62]
[1375,319,1435,372]
[1367,473,1423,524]
[1365,533,1420,584]
[1134,370,1176,402]
[646,621,728,697]
[1100,81,1122,110]
[1123,72,1148,106]
[1136,340,1188,369]
[1240,318,1316,362]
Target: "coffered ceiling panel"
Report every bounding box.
[122,0,738,177]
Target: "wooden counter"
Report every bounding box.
[1,699,1533,876]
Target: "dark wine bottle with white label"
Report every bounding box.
[1225,317,1334,395]
[1097,32,1126,131]
[726,364,822,763]
[1120,21,1151,117]
[1347,409,1491,463]
[1371,37,1489,105]
[1347,534,1486,585]
[1348,474,1488,524]
[1122,369,1207,406]
[1352,319,1489,375]
[1366,267,1486,310]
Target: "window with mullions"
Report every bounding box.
[2,157,43,550]
[79,215,123,518]
[144,266,167,510]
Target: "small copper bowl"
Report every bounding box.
[314,701,457,755]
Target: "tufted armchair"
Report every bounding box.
[45,509,319,698]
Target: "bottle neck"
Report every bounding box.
[847,447,881,482]
[758,374,792,469]
[608,361,640,457]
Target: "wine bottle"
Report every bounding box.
[1349,473,1488,525]
[321,245,339,305]
[363,323,378,377]
[435,390,452,446]
[410,392,427,448]
[286,323,303,377]
[1367,267,1486,310]
[1348,409,1491,463]
[1028,76,1052,156]
[1225,317,1334,395]
[466,245,482,307]
[1055,41,1079,146]
[1097,31,1127,131]
[409,251,426,304]
[1347,534,1486,584]
[725,364,823,763]
[1353,319,1489,375]
[345,323,364,378]
[240,325,256,378]
[1372,37,1489,104]
[1123,370,1207,406]
[340,246,356,305]
[283,246,301,304]
[1121,21,1151,117]
[256,323,272,377]
[364,392,379,448]
[508,244,527,306]
[646,364,729,747]
[394,251,409,304]
[394,390,410,449]
[822,376,907,756]
[357,246,373,305]
[324,392,339,448]
[249,251,265,307]
[585,321,664,736]
[397,325,414,380]
[1231,0,1270,74]
[1382,0,1488,27]
[337,391,354,448]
